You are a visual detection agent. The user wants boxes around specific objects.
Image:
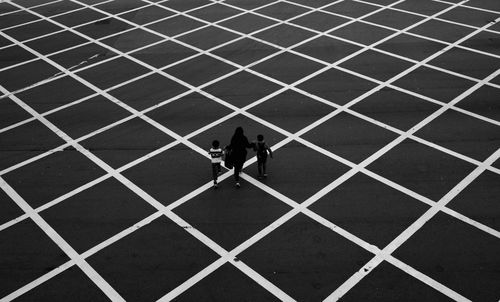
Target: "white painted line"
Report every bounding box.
[5,0,498,243]
[14,0,500,245]
[0,57,39,73]
[0,177,126,302]
[0,213,29,232]
[315,0,500,61]
[1,1,498,300]
[0,0,161,68]
[441,207,500,239]
[196,0,500,135]
[0,115,38,134]
[276,0,500,60]
[0,0,256,97]
[433,0,500,15]
[0,70,66,100]
[132,178,297,301]
[0,146,68,177]
[0,0,112,32]
[386,255,473,302]
[1,3,300,297]
[157,258,228,301]
[1,0,313,154]
[2,210,163,302]
[386,83,500,127]
[356,0,500,34]
[0,0,62,17]
[0,259,76,302]
[0,1,374,300]
[234,170,474,302]
[323,75,500,300]
[2,0,496,135]
[323,146,500,301]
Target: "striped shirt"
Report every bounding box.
[209,148,223,163]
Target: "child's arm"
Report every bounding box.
[267,145,273,158]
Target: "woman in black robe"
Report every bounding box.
[228,127,254,187]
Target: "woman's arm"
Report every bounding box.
[245,137,254,149]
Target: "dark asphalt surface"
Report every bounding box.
[0,0,499,301]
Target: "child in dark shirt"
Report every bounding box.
[254,134,273,178]
[208,140,223,188]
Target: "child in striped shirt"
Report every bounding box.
[209,140,224,188]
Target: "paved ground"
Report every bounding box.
[0,0,499,301]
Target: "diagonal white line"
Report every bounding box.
[0,0,113,32]
[321,60,500,302]
[433,0,500,15]
[231,167,476,302]
[2,0,497,135]
[1,1,498,300]
[5,0,498,241]
[160,0,500,139]
[0,3,298,299]
[8,0,500,255]
[0,0,263,97]
[278,0,500,62]
[386,255,472,301]
[441,207,500,238]
[146,1,500,295]
[0,209,165,302]
[0,176,126,302]
[0,0,62,16]
[324,147,500,302]
[0,0,340,168]
[356,0,500,34]
[0,0,184,68]
[0,258,76,302]
[0,1,380,301]
[315,0,500,60]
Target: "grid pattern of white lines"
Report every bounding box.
[0,0,499,301]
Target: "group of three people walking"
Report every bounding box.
[209,127,273,188]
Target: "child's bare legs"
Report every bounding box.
[257,156,267,177]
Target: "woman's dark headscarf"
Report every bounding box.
[230,126,249,155]
[232,126,244,139]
